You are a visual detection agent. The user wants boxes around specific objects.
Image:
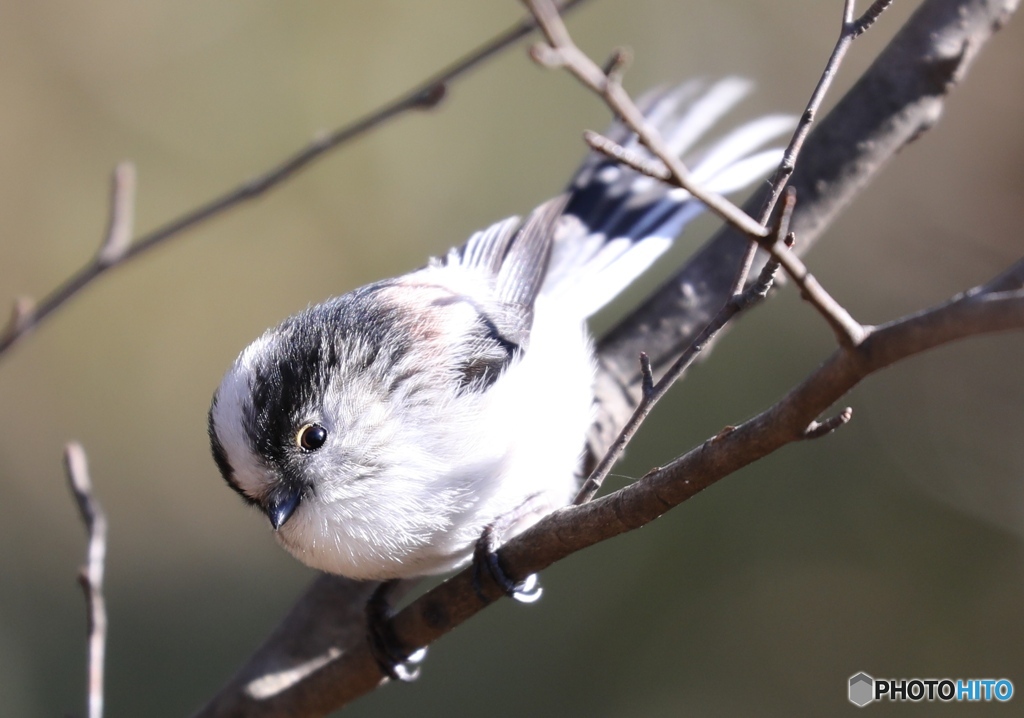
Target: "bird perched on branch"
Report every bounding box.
[208,78,791,676]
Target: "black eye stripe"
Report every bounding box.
[297,423,328,452]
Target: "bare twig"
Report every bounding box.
[1,296,34,346]
[572,223,789,505]
[731,0,896,302]
[761,0,897,222]
[523,0,767,239]
[523,0,877,485]
[521,0,806,505]
[736,200,796,310]
[804,407,854,438]
[594,0,1011,442]
[526,0,895,305]
[582,130,670,181]
[96,163,137,267]
[759,231,869,346]
[0,0,593,361]
[853,0,898,36]
[638,353,655,400]
[544,0,880,503]
[2,163,137,354]
[571,182,861,504]
[64,443,108,718]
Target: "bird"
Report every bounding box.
[208,77,791,675]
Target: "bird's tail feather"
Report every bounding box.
[541,78,794,319]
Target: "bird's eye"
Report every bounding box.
[296,423,328,452]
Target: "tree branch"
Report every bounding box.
[573,194,794,505]
[0,0,592,360]
[726,0,898,301]
[519,0,888,491]
[64,443,108,718]
[591,0,1020,452]
[523,0,768,239]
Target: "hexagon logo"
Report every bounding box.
[849,672,874,707]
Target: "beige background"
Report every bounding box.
[0,1,1022,715]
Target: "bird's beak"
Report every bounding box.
[265,485,301,530]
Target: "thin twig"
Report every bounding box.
[2,296,34,345]
[737,199,797,310]
[64,443,108,718]
[764,0,858,206]
[522,0,808,504]
[525,0,880,500]
[638,353,655,400]
[804,407,854,438]
[853,0,898,36]
[96,163,137,266]
[760,234,868,346]
[746,187,867,345]
[728,0,897,298]
[526,0,895,306]
[0,0,593,361]
[544,0,880,497]
[523,0,768,239]
[582,130,670,181]
[762,0,897,215]
[573,237,789,505]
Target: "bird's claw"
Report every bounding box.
[472,529,543,603]
[367,580,428,682]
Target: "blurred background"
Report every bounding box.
[0,1,1022,715]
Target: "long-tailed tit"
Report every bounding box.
[208,78,790,594]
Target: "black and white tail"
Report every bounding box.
[542,78,794,318]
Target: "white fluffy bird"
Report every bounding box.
[208,79,791,589]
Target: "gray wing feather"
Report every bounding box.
[494,195,568,309]
[439,197,568,383]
